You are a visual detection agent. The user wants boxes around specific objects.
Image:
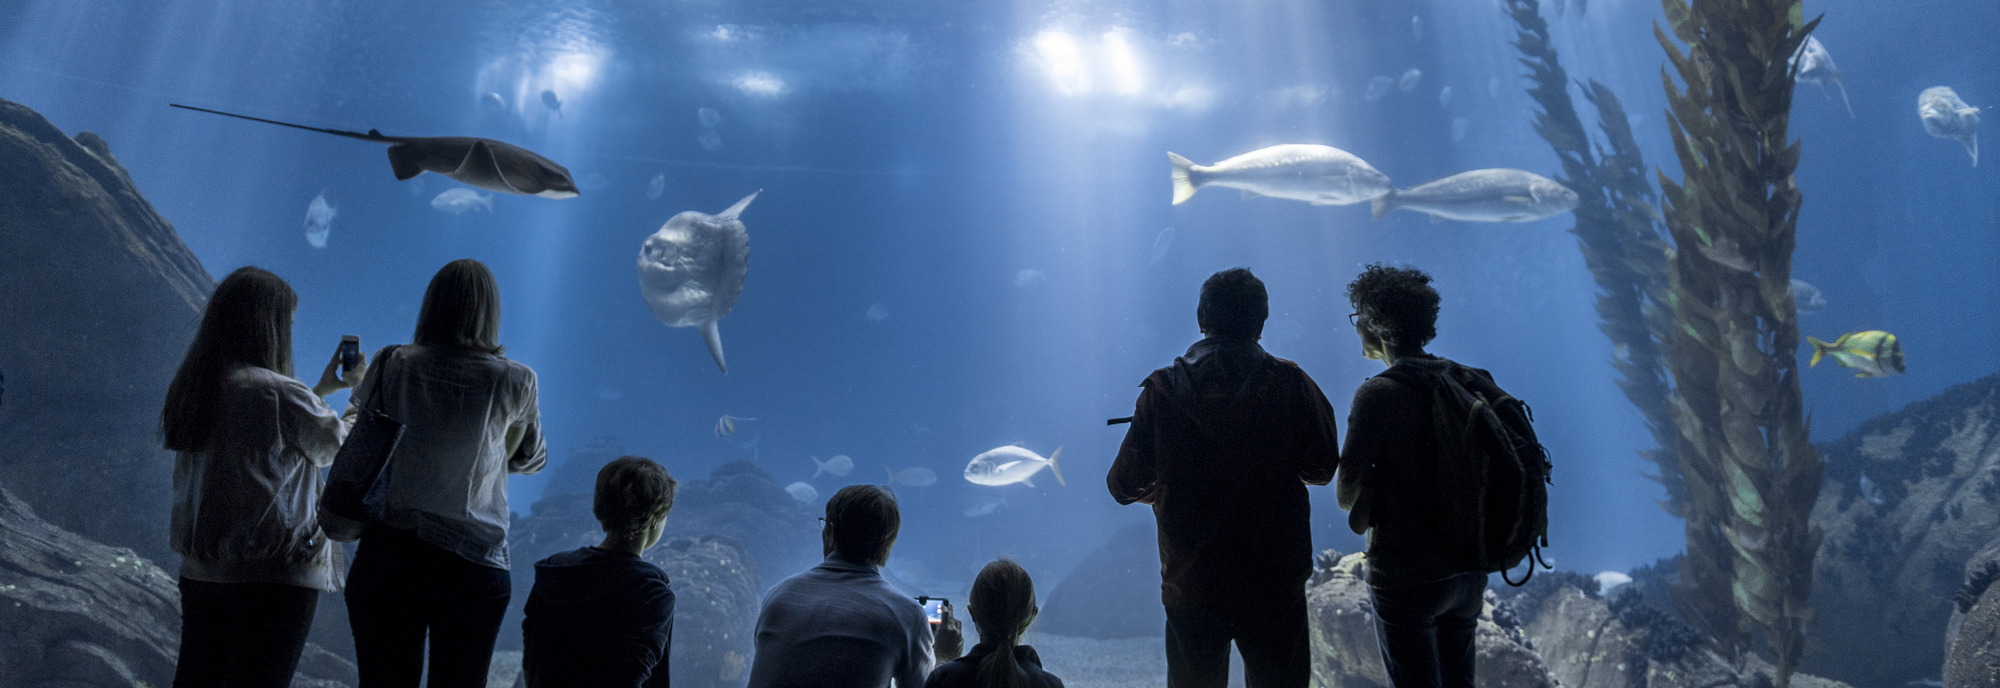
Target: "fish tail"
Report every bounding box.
[1048,447,1065,486]
[1168,152,1200,205]
[812,457,825,479]
[1370,191,1399,221]
[884,465,897,486]
[1806,336,1832,367]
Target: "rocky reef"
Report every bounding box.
[1806,373,2000,686]
[0,481,354,688]
[1038,522,1166,639]
[0,97,214,567]
[645,536,759,688]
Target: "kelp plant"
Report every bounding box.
[1654,0,1824,685]
[1502,0,1686,518]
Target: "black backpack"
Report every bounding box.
[1378,362,1552,586]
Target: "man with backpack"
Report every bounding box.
[1335,264,1549,688]
[1108,267,1341,688]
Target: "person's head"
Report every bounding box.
[593,456,678,549]
[414,258,504,355]
[968,559,1038,687]
[821,484,900,567]
[1345,263,1441,360]
[1197,267,1268,340]
[161,266,299,452]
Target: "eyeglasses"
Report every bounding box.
[1348,312,1362,326]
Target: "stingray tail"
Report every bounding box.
[721,190,762,220]
[701,320,727,373]
[1371,191,1401,221]
[1168,152,1200,205]
[1047,447,1065,486]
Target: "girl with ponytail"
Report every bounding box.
[924,559,1065,688]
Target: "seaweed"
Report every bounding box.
[1503,0,1685,520]
[1653,0,1824,685]
[1610,587,1705,665]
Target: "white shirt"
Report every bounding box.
[745,555,936,688]
[344,344,546,569]
[171,365,350,592]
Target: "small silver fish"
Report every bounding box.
[1370,168,1579,223]
[647,173,667,200]
[698,107,722,128]
[304,191,335,248]
[865,303,889,321]
[1858,473,1885,506]
[885,466,938,488]
[1789,279,1826,314]
[785,481,818,503]
[964,497,1007,518]
[430,188,492,214]
[1398,68,1423,93]
[1151,227,1176,264]
[812,455,854,478]
[964,446,1065,488]
[1365,76,1394,103]
[1410,16,1424,42]
[715,414,756,436]
[1169,144,1392,207]
[1919,86,1980,166]
[541,90,562,114]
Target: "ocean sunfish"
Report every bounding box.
[1789,36,1854,119]
[1919,86,1980,166]
[1370,168,1579,223]
[1168,144,1392,206]
[169,103,580,198]
[638,191,760,373]
[964,445,1065,488]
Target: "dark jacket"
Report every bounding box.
[924,643,1065,688]
[1108,336,1341,609]
[1336,355,1494,588]
[523,546,676,688]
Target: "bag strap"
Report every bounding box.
[364,345,400,412]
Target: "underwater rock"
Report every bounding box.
[0,482,355,688]
[0,97,214,566]
[1805,372,2000,687]
[646,536,759,688]
[1307,552,1556,688]
[1946,553,2000,687]
[1038,522,1166,639]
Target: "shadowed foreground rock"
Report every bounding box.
[0,483,354,688]
[1038,522,1166,639]
[0,97,214,568]
[1309,552,1853,688]
[646,536,759,688]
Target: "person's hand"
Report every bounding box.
[934,601,964,663]
[312,350,367,398]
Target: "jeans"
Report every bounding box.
[345,527,511,688]
[1163,594,1310,688]
[173,578,319,688]
[1369,573,1488,688]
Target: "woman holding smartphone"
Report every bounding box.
[342,258,547,688]
[161,266,364,688]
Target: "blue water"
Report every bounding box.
[3,0,1995,586]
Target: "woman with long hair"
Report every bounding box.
[925,559,1065,688]
[342,258,546,688]
[162,266,363,688]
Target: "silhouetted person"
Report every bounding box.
[1336,264,1488,688]
[523,456,679,688]
[924,559,1064,688]
[1108,267,1340,688]
[746,484,964,688]
[342,258,547,688]
[162,266,363,688]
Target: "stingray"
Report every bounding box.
[638,191,760,373]
[168,103,580,198]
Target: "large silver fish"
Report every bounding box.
[1369,168,1578,223]
[639,191,760,373]
[1790,36,1853,119]
[1168,145,1392,206]
[169,104,580,198]
[1919,86,1981,166]
[964,445,1065,488]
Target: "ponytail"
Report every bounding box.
[969,559,1037,688]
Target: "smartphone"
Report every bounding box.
[917,596,948,625]
[338,335,361,372]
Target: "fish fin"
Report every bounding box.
[1022,476,1034,488]
[1430,214,1445,223]
[1370,191,1398,221]
[1835,80,1855,119]
[1048,447,1065,486]
[1971,133,1979,167]
[1806,336,1832,366]
[720,189,762,220]
[1168,152,1199,205]
[387,145,424,181]
[1240,188,1263,200]
[701,320,727,373]
[995,461,1024,472]
[475,141,529,195]
[1503,195,1532,204]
